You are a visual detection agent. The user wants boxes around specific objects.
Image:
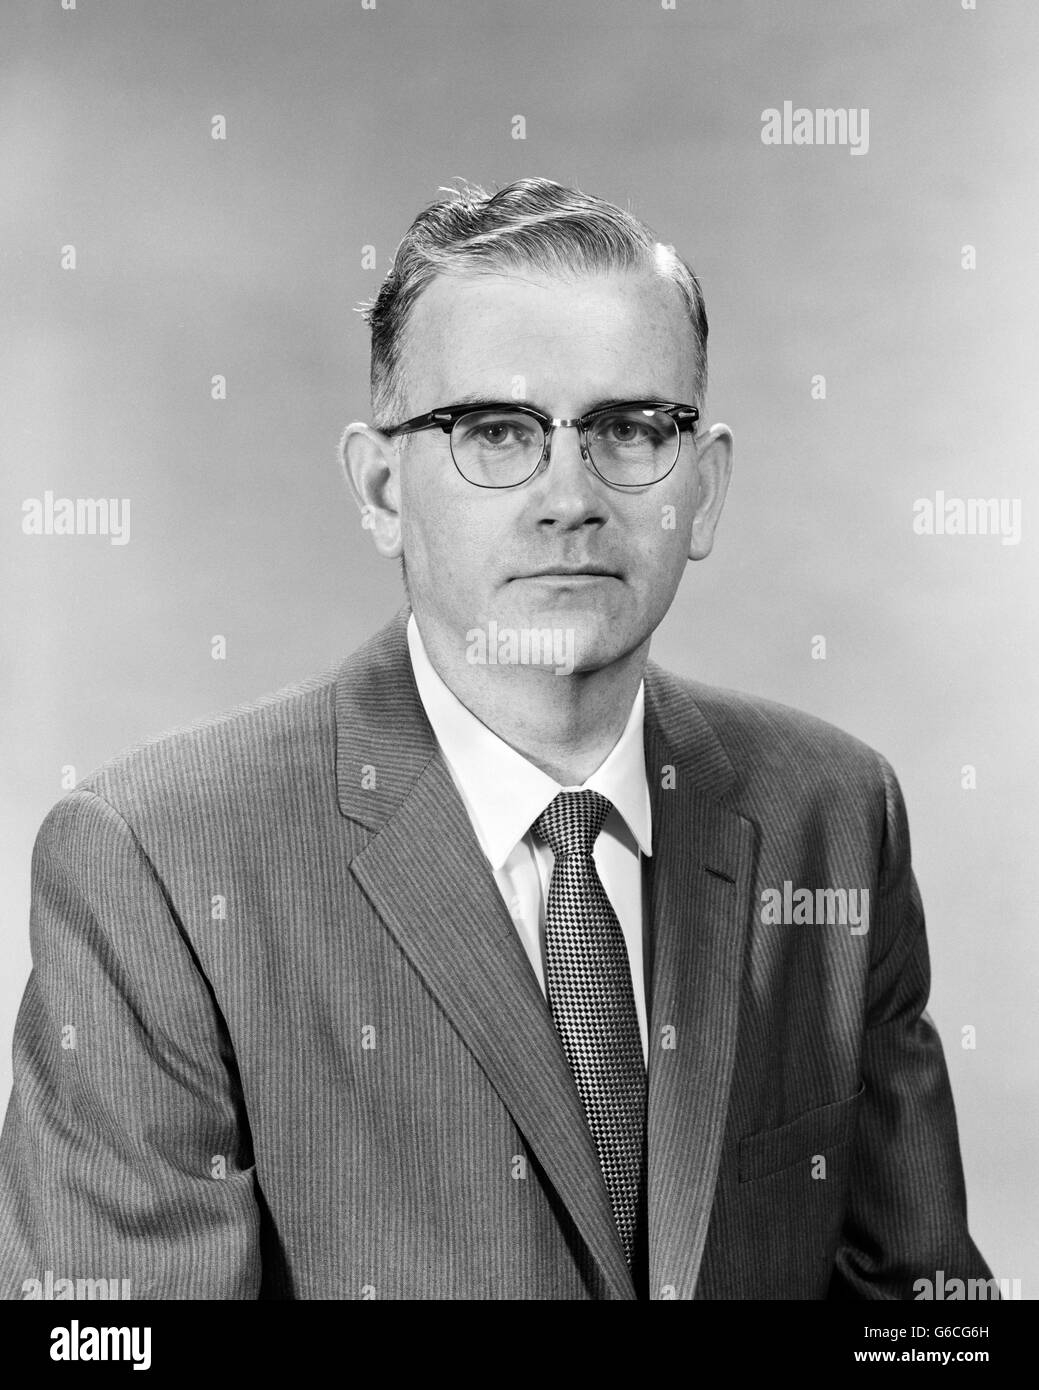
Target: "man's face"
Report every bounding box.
[392,266,721,674]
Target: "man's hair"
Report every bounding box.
[359,178,709,429]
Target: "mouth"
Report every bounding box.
[513,566,620,581]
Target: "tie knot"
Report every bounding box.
[532,790,612,858]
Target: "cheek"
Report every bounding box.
[626,499,691,576]
[400,465,449,552]
[402,483,503,577]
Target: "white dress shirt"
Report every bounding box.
[406,613,652,1064]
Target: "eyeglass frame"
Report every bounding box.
[380,398,701,490]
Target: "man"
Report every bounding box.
[1,179,991,1300]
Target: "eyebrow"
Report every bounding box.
[444,393,674,414]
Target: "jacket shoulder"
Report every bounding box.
[72,665,341,826]
[647,663,890,801]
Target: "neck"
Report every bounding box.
[414,616,649,786]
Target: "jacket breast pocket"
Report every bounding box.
[738,1082,865,1184]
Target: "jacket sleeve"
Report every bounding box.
[0,789,261,1300]
[829,755,994,1299]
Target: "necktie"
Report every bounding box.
[532,790,646,1264]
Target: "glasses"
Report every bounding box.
[382,399,700,489]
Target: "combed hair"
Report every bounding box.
[358,178,709,429]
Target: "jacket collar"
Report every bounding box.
[335,603,739,826]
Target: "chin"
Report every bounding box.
[473,588,643,671]
[532,612,636,676]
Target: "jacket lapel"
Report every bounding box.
[336,606,635,1300]
[642,665,756,1300]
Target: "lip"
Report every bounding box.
[514,567,619,580]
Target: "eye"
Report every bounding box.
[605,419,645,442]
[591,409,669,447]
[476,421,521,446]
[456,411,539,450]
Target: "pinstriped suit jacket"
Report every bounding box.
[0,604,991,1300]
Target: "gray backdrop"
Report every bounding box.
[2,0,1036,1295]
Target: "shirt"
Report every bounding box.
[406,613,652,1064]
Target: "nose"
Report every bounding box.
[533,421,606,528]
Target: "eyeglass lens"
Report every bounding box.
[449,407,680,487]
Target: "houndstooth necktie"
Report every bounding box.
[532,789,646,1264]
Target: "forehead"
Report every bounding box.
[400,267,698,413]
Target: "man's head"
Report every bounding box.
[342,178,731,680]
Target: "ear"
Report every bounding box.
[339,422,404,559]
[688,423,733,561]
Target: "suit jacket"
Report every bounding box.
[0,604,991,1300]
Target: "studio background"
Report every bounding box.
[2,0,1036,1294]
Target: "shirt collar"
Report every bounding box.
[406,613,652,870]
